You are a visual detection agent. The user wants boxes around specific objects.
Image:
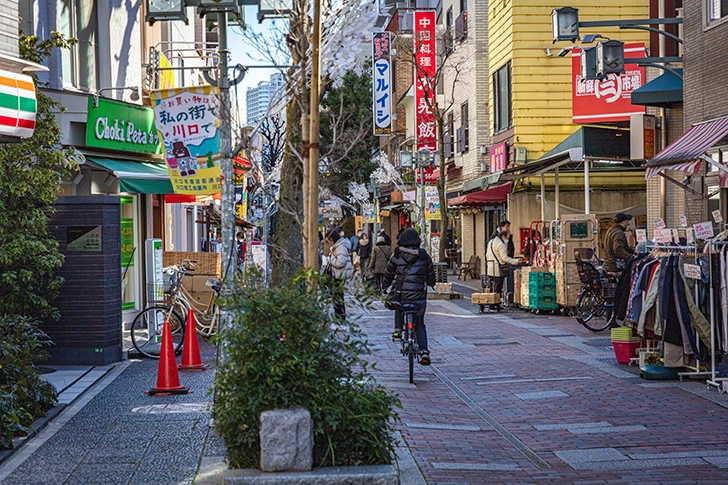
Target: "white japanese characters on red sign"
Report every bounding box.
[414,11,437,154]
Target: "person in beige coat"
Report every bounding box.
[486,230,522,309]
[368,236,392,293]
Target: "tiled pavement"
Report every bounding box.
[360,295,728,485]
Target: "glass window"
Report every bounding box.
[121,197,137,311]
[708,0,728,22]
[59,0,98,91]
[493,61,512,133]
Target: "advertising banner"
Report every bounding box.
[362,204,376,223]
[86,97,162,155]
[416,166,439,184]
[414,11,437,153]
[425,185,441,220]
[372,32,392,136]
[151,86,221,195]
[572,43,646,124]
[490,142,507,173]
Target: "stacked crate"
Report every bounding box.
[519,267,548,308]
[513,268,522,305]
[555,254,581,308]
[528,271,558,310]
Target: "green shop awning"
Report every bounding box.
[631,69,683,108]
[85,157,173,194]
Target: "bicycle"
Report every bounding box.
[390,301,421,384]
[574,248,618,332]
[131,260,221,358]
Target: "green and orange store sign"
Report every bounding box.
[0,69,37,139]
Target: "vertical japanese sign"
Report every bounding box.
[414,11,437,154]
[363,204,376,223]
[151,86,221,195]
[424,185,441,220]
[490,142,507,173]
[372,32,392,135]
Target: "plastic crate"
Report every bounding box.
[528,283,556,293]
[529,295,558,310]
[528,272,555,285]
[613,340,641,364]
[611,326,636,341]
[434,262,448,283]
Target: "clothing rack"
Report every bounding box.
[707,239,728,392]
[644,240,711,379]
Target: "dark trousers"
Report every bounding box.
[394,310,428,351]
[374,273,384,293]
[332,284,346,320]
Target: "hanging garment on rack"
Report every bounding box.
[664,341,691,368]
[628,258,659,326]
[681,259,712,352]
[638,263,662,337]
[660,256,685,350]
[613,256,646,323]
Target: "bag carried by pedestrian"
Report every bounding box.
[383,260,416,310]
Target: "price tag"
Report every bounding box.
[654,218,666,229]
[672,229,680,244]
[635,228,647,243]
[686,228,695,244]
[712,210,724,224]
[684,263,701,280]
[694,221,715,240]
[680,215,688,227]
[654,229,672,244]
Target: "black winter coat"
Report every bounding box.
[382,246,436,315]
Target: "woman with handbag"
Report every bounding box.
[382,228,436,365]
[326,228,353,320]
[486,230,522,311]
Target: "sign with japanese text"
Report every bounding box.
[653,229,672,244]
[490,142,507,173]
[712,210,724,224]
[151,86,221,195]
[362,204,376,223]
[86,97,162,155]
[415,166,439,184]
[414,11,437,154]
[680,215,688,227]
[635,228,646,243]
[684,263,701,280]
[425,185,440,220]
[671,229,680,244]
[572,43,646,124]
[372,32,392,136]
[694,221,714,240]
[686,228,695,244]
[654,218,666,229]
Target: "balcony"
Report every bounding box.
[455,11,468,42]
[443,132,454,158]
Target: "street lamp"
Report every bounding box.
[551,7,579,43]
[579,47,597,80]
[258,0,293,22]
[92,86,140,107]
[596,39,625,78]
[145,0,187,24]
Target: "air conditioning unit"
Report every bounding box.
[480,145,489,156]
[480,162,489,172]
[515,146,527,164]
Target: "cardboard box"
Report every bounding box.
[436,283,452,294]
[472,293,501,305]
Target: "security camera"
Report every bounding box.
[544,48,553,57]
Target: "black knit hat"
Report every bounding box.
[398,228,421,248]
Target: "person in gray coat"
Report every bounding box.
[369,236,392,293]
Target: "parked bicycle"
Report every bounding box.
[574,248,618,332]
[130,260,221,358]
[390,301,421,384]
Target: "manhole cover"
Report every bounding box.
[130,402,211,414]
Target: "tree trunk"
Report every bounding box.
[436,116,448,264]
[271,97,304,285]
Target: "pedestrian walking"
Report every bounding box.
[326,228,352,320]
[369,235,392,293]
[378,227,392,247]
[358,233,371,280]
[486,229,522,311]
[383,228,436,365]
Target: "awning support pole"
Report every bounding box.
[540,173,546,222]
[584,159,591,215]
[554,168,560,220]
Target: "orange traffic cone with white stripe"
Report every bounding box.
[146,321,191,395]
[179,309,209,372]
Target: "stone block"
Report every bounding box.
[225,465,398,485]
[260,408,313,472]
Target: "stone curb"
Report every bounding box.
[0,404,66,466]
[224,465,398,484]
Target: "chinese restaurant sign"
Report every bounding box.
[372,32,392,135]
[572,43,646,124]
[414,11,437,153]
[86,97,162,155]
[490,142,507,173]
[151,86,221,195]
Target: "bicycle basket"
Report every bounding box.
[601,278,617,299]
[146,283,176,306]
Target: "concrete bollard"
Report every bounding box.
[260,408,314,472]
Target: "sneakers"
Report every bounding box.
[419,350,431,366]
[392,331,402,341]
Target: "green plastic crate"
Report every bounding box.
[529,295,558,310]
[528,272,555,285]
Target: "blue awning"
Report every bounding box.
[631,69,683,108]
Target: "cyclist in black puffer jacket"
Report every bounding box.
[383,228,436,365]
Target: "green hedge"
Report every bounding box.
[0,315,58,449]
[213,272,400,469]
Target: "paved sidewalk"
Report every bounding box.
[360,298,728,484]
[0,343,222,485]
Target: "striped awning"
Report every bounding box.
[0,69,36,138]
[644,116,728,179]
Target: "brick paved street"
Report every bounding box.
[361,286,728,485]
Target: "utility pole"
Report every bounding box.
[307,0,322,270]
[217,12,235,337]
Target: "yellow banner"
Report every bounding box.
[151,85,221,195]
[425,185,441,220]
[159,53,175,90]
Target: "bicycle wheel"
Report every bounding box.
[575,290,610,332]
[131,307,185,358]
[408,347,414,384]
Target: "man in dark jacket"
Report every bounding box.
[383,228,436,365]
[378,227,392,247]
[603,213,635,274]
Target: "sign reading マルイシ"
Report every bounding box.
[86,97,162,155]
[372,32,392,136]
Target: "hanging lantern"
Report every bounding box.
[551,7,579,43]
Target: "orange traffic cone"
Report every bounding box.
[179,309,209,372]
[146,321,191,395]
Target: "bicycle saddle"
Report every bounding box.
[401,303,420,313]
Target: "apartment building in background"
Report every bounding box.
[246,72,285,127]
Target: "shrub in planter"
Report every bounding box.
[0,315,58,449]
[213,271,400,469]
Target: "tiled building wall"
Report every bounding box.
[0,0,18,57]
